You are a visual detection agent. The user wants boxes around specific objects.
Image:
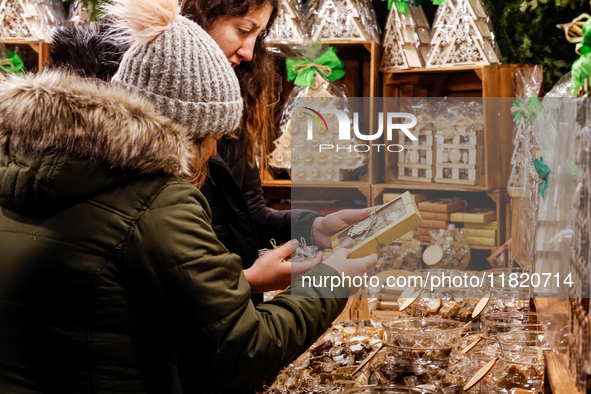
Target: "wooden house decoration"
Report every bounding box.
[398,113,434,182]
[310,0,373,42]
[434,113,483,185]
[381,3,431,70]
[426,0,499,68]
[265,0,305,45]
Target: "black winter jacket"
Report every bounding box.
[200,135,323,275]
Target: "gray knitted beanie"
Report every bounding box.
[107,0,243,138]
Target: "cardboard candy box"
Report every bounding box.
[331,192,423,259]
[450,208,496,224]
[417,199,467,213]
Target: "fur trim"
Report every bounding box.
[0,70,193,177]
[103,0,180,46]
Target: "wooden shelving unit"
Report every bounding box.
[260,40,529,254]
[260,40,381,200]
[3,39,52,72]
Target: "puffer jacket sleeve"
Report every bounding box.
[124,181,349,389]
[241,162,323,249]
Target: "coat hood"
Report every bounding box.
[0,71,194,211]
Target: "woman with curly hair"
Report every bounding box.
[182,0,373,298]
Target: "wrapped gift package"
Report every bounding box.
[331,192,422,258]
[450,208,496,223]
[418,198,467,213]
[383,192,430,204]
[465,221,498,230]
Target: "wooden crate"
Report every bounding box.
[381,64,531,192]
[398,129,434,183]
[261,41,381,189]
[434,131,484,185]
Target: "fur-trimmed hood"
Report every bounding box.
[0,70,193,176]
[0,71,194,211]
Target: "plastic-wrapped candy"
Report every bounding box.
[423,224,471,270]
[381,318,464,372]
[369,240,423,276]
[268,320,384,393]
[268,45,368,182]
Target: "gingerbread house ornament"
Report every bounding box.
[426,0,499,68]
[310,0,373,42]
[265,0,305,45]
[381,3,431,70]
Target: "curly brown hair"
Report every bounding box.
[182,0,279,166]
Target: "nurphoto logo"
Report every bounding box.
[303,108,418,153]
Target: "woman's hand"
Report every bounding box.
[322,248,378,296]
[244,240,322,294]
[310,207,378,249]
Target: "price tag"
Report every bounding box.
[461,334,483,354]
[472,292,492,318]
[423,245,444,265]
[399,288,423,311]
[464,358,497,391]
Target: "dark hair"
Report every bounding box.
[182,0,279,166]
[50,24,128,81]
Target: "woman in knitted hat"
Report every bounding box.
[0,0,377,392]
[182,0,375,300]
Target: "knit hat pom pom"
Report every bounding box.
[104,0,180,46]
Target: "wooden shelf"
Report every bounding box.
[291,181,371,188]
[261,179,292,187]
[382,65,488,74]
[546,352,579,394]
[395,240,496,251]
[470,244,497,251]
[372,182,492,193]
[2,38,51,71]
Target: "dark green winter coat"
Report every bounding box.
[0,71,348,393]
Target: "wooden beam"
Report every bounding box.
[545,352,579,394]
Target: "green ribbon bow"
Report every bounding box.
[511,95,544,127]
[387,0,430,12]
[388,0,408,12]
[572,18,591,93]
[0,52,25,75]
[534,157,551,198]
[286,47,345,88]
